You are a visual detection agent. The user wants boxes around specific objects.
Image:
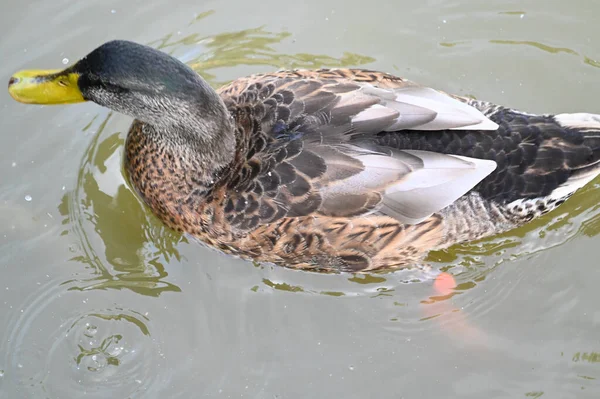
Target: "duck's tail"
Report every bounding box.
[554,112,600,153]
[520,112,600,207]
[436,111,600,249]
[554,112,600,181]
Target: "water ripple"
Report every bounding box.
[48,307,161,397]
[2,274,163,398]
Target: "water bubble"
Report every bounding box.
[11,162,16,167]
[62,58,69,65]
[110,9,116,14]
[24,195,32,202]
[0,370,4,377]
[348,365,355,371]
[107,345,123,357]
[83,324,98,338]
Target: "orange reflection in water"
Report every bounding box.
[421,272,489,346]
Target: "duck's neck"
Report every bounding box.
[144,88,236,177]
[125,96,236,202]
[148,99,236,169]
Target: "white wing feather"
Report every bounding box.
[319,148,497,224]
[352,86,499,132]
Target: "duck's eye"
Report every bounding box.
[57,80,68,87]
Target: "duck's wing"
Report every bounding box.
[216,69,498,230]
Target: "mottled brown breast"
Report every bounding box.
[125,122,238,251]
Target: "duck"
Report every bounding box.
[8,40,600,272]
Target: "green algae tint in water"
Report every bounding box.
[1,1,600,398]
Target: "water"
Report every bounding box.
[1,0,600,397]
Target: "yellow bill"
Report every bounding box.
[8,69,85,104]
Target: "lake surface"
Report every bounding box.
[1,0,600,397]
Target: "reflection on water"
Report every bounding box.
[489,39,578,55]
[58,112,183,297]
[440,39,600,69]
[525,392,544,398]
[149,10,375,87]
[573,352,600,364]
[498,11,527,16]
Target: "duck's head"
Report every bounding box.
[8,40,224,129]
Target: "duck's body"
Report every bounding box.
[9,41,600,272]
